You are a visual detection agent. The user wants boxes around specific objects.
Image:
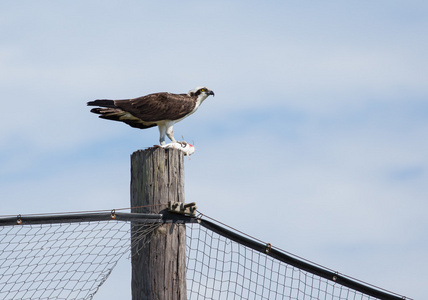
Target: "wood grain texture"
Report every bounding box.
[130,147,187,300]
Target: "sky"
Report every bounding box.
[1,0,427,299]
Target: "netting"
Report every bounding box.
[0,220,159,300]
[0,213,408,300]
[186,223,374,300]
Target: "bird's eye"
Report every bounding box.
[200,88,205,92]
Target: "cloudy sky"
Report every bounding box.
[1,1,427,299]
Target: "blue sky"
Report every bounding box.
[1,1,427,299]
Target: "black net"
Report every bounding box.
[0,213,408,300]
[0,220,159,300]
[186,223,377,300]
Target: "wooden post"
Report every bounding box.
[130,147,187,300]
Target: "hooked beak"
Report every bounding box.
[208,90,215,97]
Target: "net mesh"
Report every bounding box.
[0,220,159,300]
[0,216,404,300]
[185,223,378,300]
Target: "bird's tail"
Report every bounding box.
[87,99,116,108]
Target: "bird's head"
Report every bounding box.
[188,87,215,100]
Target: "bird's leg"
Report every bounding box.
[166,125,177,143]
[158,125,167,145]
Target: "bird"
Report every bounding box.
[87,87,214,145]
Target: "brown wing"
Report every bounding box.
[89,107,157,129]
[113,93,196,122]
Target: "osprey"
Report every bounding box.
[87,87,214,145]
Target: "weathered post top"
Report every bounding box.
[130,147,187,300]
[131,147,185,214]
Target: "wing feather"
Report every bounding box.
[114,93,196,122]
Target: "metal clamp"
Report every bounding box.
[168,201,197,216]
[17,214,22,225]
